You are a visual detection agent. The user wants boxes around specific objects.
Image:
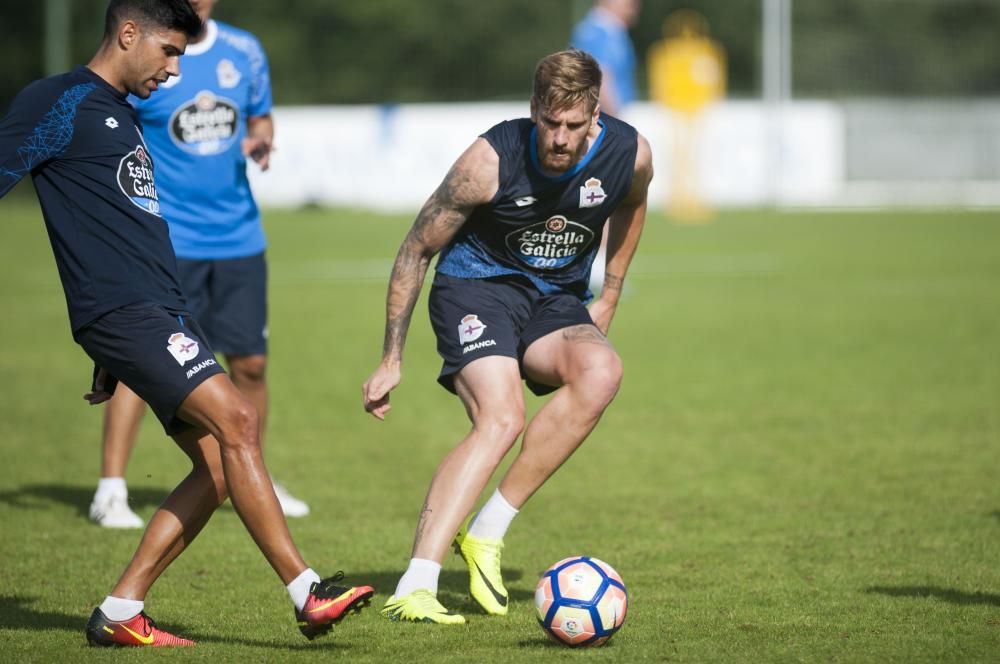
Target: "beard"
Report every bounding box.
[539,142,585,173]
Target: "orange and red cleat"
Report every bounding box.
[296,571,375,640]
[86,608,194,647]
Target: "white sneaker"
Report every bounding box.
[89,491,144,529]
[272,479,310,518]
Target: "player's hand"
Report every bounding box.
[84,367,114,405]
[362,361,401,420]
[588,297,617,336]
[241,136,273,171]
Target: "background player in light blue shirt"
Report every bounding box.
[570,0,641,295]
[89,0,310,528]
[570,0,640,117]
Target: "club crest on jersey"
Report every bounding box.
[117,144,160,216]
[166,332,200,366]
[169,91,240,156]
[217,59,242,88]
[579,177,607,208]
[505,215,595,271]
[458,314,487,344]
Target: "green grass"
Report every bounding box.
[0,199,998,662]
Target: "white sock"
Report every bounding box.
[99,595,143,621]
[94,477,127,504]
[394,558,441,598]
[287,568,321,611]
[469,489,519,540]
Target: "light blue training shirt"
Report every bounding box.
[131,19,272,259]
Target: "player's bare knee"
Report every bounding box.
[474,408,525,452]
[579,352,623,412]
[217,399,260,452]
[229,355,267,385]
[232,401,260,443]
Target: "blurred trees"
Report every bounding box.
[212,0,578,103]
[790,0,1000,96]
[1,0,998,109]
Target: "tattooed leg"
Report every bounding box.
[407,356,525,563]
[561,323,615,347]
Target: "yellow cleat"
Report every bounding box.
[453,519,508,615]
[381,589,466,625]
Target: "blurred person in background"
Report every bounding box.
[570,0,640,117]
[363,49,652,624]
[0,0,372,647]
[88,0,311,529]
[570,0,641,293]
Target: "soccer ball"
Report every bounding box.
[534,556,628,647]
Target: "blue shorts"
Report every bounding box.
[427,273,594,396]
[75,302,226,434]
[176,252,268,357]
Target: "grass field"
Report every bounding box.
[0,197,997,662]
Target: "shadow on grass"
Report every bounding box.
[0,596,348,650]
[0,595,82,632]
[865,586,1000,606]
[517,638,570,650]
[350,569,534,606]
[184,632,349,651]
[0,483,167,519]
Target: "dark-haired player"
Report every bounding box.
[89,0,310,531]
[0,0,372,647]
[363,49,652,624]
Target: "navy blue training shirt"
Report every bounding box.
[0,66,186,333]
[436,114,638,301]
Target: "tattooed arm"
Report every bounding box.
[362,138,499,419]
[589,134,653,336]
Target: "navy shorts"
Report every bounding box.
[176,252,268,357]
[75,302,226,435]
[428,273,594,396]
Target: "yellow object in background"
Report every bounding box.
[648,10,726,222]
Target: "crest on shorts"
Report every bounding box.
[458,314,486,344]
[579,177,606,208]
[167,332,199,366]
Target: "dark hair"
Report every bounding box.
[532,49,602,114]
[103,0,202,41]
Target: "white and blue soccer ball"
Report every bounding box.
[534,556,628,647]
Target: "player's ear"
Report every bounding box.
[592,103,601,125]
[529,97,538,123]
[118,20,140,50]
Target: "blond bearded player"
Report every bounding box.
[363,49,652,623]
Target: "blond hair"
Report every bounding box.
[532,49,602,114]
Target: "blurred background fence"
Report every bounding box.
[3,0,999,209]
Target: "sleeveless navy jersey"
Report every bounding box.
[436,114,638,301]
[0,66,185,332]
